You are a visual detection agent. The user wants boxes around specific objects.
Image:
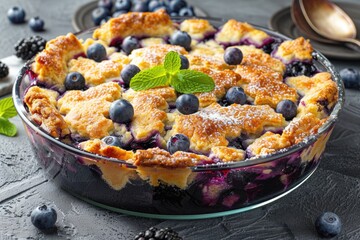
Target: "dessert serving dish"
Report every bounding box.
[13,10,344,219]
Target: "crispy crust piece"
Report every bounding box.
[215,20,269,46]
[168,103,285,153]
[93,10,175,45]
[274,37,313,63]
[180,19,216,40]
[24,86,69,138]
[57,82,121,139]
[32,33,84,89]
[134,147,210,168]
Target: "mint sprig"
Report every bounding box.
[0,97,17,137]
[130,51,215,93]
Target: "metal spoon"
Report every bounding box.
[300,0,360,48]
[291,0,336,44]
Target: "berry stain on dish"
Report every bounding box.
[14,10,342,218]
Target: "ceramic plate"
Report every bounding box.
[269,2,360,60]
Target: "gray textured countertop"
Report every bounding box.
[1,0,360,239]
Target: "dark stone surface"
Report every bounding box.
[0,0,360,239]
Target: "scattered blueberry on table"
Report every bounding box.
[0,62,9,79]
[14,36,47,61]
[175,94,199,115]
[7,6,26,24]
[30,205,57,230]
[315,212,342,238]
[339,68,360,89]
[29,16,45,32]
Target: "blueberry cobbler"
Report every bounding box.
[21,10,339,214]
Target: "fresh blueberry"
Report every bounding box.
[7,6,26,24]
[65,72,86,90]
[132,2,149,12]
[224,48,243,65]
[170,31,192,51]
[179,6,195,16]
[109,99,134,123]
[169,0,187,13]
[225,87,247,105]
[121,36,140,55]
[100,16,111,25]
[167,133,190,154]
[30,205,57,230]
[339,68,360,89]
[92,7,110,26]
[87,43,107,62]
[102,136,123,147]
[315,212,342,238]
[180,55,189,69]
[121,64,141,87]
[112,10,127,18]
[98,0,113,10]
[176,94,199,115]
[148,0,163,11]
[114,0,132,12]
[29,17,45,32]
[276,99,297,120]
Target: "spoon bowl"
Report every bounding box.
[291,0,336,44]
[300,0,360,47]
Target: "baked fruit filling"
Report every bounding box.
[24,10,338,169]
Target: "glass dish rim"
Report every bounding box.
[12,16,345,171]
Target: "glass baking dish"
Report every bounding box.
[13,17,344,219]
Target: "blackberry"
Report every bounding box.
[134,227,182,240]
[0,62,9,78]
[14,36,47,61]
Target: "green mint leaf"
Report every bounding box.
[172,69,215,93]
[130,66,168,91]
[0,117,17,137]
[0,97,17,119]
[164,51,181,74]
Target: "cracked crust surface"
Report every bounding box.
[24,13,338,170]
[93,10,175,45]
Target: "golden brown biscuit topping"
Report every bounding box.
[93,10,175,45]
[24,13,339,169]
